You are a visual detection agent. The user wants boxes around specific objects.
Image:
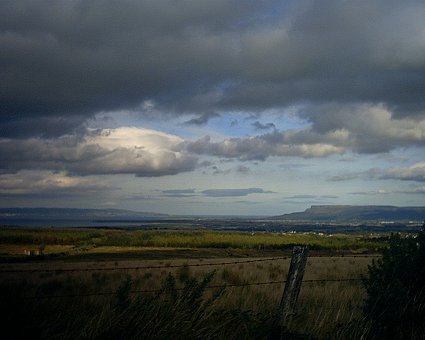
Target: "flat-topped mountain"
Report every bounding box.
[274,205,425,222]
[0,208,167,220]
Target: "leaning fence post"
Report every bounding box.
[276,246,309,335]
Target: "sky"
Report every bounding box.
[1,0,425,215]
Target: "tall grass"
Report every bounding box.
[0,272,273,340]
[0,256,375,339]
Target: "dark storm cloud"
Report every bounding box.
[2,0,425,137]
[0,0,278,136]
[0,116,88,138]
[251,121,276,131]
[183,112,220,126]
[236,165,251,174]
[201,188,274,197]
[210,166,231,175]
[328,174,359,182]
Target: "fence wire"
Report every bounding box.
[0,254,379,274]
[0,252,370,301]
[12,277,364,300]
[0,256,290,273]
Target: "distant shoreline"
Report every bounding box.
[1,217,422,233]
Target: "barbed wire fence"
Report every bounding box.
[0,254,379,274]
[1,251,373,303]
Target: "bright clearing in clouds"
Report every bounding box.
[1,0,425,215]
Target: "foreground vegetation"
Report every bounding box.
[1,227,424,338]
[2,272,273,340]
[364,232,425,339]
[1,255,372,339]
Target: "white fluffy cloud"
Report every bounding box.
[0,127,197,177]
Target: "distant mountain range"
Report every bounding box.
[274,205,425,222]
[1,206,425,226]
[0,208,167,220]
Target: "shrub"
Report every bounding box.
[363,229,425,339]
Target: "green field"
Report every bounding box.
[0,227,387,260]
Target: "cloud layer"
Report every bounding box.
[2,0,425,136]
[159,188,274,198]
[2,105,424,179]
[383,162,425,182]
[1,0,424,213]
[329,162,425,184]
[0,171,105,196]
[186,104,425,160]
[201,188,274,197]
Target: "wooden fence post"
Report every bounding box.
[274,246,309,337]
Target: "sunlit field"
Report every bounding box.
[0,227,385,258]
